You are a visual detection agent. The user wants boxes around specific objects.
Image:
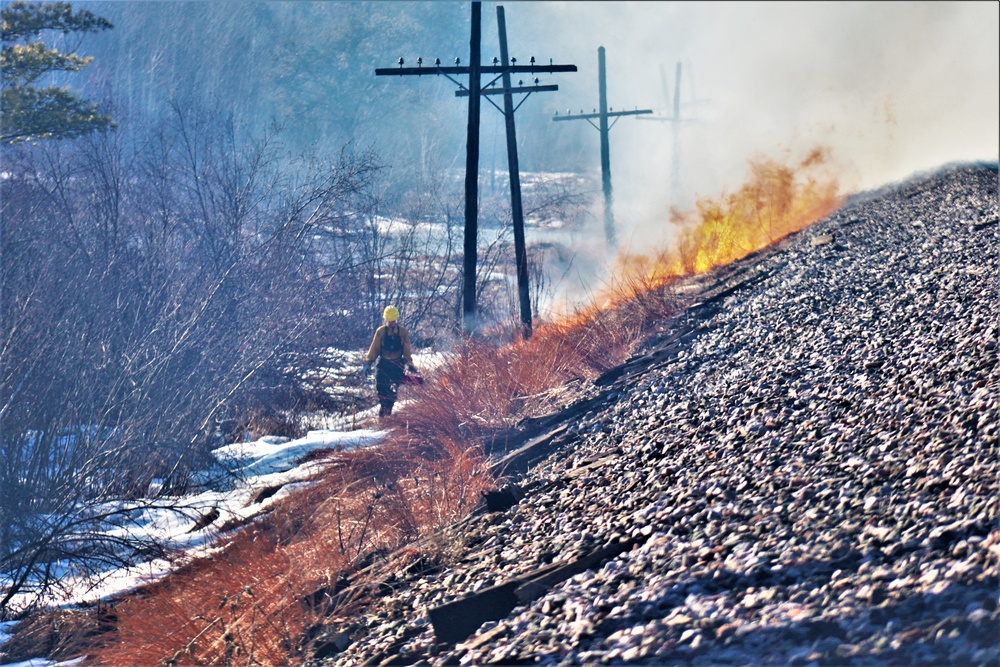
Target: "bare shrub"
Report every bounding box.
[0,607,113,664]
[0,104,382,616]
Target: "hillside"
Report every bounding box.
[309,163,999,666]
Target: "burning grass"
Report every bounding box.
[619,148,842,281]
[67,148,842,666]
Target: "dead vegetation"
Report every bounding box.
[80,436,494,666]
[68,265,690,667]
[3,150,841,666]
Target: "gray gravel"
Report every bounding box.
[314,163,999,666]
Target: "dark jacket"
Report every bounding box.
[364,323,413,367]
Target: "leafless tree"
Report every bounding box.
[0,103,381,617]
[0,92,595,616]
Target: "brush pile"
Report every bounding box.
[315,163,998,666]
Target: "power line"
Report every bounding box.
[553,47,652,249]
[376,2,576,337]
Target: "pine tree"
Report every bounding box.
[1,0,113,143]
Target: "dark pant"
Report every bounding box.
[375,357,404,417]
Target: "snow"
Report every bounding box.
[0,427,387,665]
[213,428,382,478]
[3,305,454,665]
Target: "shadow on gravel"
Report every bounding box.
[593,549,998,666]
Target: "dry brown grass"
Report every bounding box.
[83,434,492,666]
[93,538,312,666]
[81,280,674,665]
[0,607,114,664]
[74,148,842,666]
[386,270,687,467]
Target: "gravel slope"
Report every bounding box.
[315,162,999,666]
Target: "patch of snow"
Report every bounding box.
[212,428,382,478]
[1,427,388,621]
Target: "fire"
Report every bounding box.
[538,147,843,344]
[619,147,843,285]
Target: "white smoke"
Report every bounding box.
[505,0,998,253]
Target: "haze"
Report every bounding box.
[67,0,999,253]
[509,2,999,239]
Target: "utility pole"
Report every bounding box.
[376,2,575,336]
[459,7,564,339]
[668,62,681,206]
[638,61,708,209]
[463,2,483,335]
[497,6,530,339]
[457,6,552,339]
[553,46,652,249]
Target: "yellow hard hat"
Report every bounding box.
[383,306,400,322]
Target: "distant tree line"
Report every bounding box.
[70,0,590,175]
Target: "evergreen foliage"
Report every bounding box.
[1,0,113,143]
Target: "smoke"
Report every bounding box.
[504,0,998,253]
[59,1,999,323]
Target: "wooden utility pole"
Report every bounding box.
[375,0,576,337]
[377,2,575,337]
[553,46,652,249]
[668,62,681,206]
[497,6,530,339]
[463,2,483,335]
[459,7,564,339]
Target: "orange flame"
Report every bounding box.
[618,147,843,287]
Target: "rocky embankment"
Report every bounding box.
[315,163,999,666]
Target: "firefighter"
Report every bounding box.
[363,306,417,418]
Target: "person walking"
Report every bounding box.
[364,306,417,418]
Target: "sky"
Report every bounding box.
[500,1,999,247]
